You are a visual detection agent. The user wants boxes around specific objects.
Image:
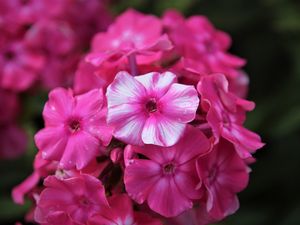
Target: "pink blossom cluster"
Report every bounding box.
[0,0,111,159]
[13,9,264,225]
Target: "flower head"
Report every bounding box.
[34,174,108,225]
[106,71,199,146]
[124,126,210,217]
[35,88,113,169]
[86,9,172,67]
[196,139,249,220]
[197,73,264,158]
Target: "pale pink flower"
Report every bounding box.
[35,88,113,169]
[196,139,249,220]
[106,71,199,146]
[88,194,162,225]
[86,9,172,67]
[34,174,108,225]
[197,73,264,158]
[124,126,210,217]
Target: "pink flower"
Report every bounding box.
[197,73,264,158]
[86,9,172,67]
[106,71,199,146]
[0,40,45,91]
[34,174,108,225]
[35,88,113,169]
[163,10,245,79]
[196,139,249,220]
[88,194,162,225]
[124,126,210,217]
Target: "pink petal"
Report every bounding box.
[106,71,146,107]
[12,171,40,205]
[147,177,193,217]
[142,114,185,147]
[74,89,104,118]
[159,83,199,123]
[60,131,100,169]
[124,159,161,204]
[174,125,211,164]
[135,71,176,98]
[43,88,74,126]
[206,185,239,220]
[34,126,67,161]
[109,104,146,145]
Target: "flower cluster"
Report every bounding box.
[0,0,111,159]
[13,9,264,225]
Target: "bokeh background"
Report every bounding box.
[1,0,300,224]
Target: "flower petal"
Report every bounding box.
[142,114,185,147]
[159,83,199,123]
[147,177,193,217]
[124,159,161,204]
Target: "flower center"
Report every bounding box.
[163,163,176,174]
[77,196,91,208]
[68,119,81,133]
[145,98,157,113]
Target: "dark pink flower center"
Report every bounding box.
[163,163,176,174]
[145,98,157,113]
[77,196,91,208]
[68,119,81,133]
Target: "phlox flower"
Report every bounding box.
[124,126,210,217]
[196,139,249,220]
[86,9,172,67]
[106,71,199,146]
[163,10,245,79]
[197,73,264,158]
[0,40,45,91]
[35,88,113,170]
[34,174,108,225]
[88,194,162,225]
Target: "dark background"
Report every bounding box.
[1,0,300,224]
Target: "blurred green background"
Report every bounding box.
[1,0,300,224]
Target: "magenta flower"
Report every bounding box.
[163,10,245,79]
[35,88,113,170]
[0,40,45,91]
[106,71,199,146]
[86,9,172,67]
[196,139,249,220]
[88,194,162,225]
[197,73,264,158]
[124,126,210,217]
[34,174,108,225]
